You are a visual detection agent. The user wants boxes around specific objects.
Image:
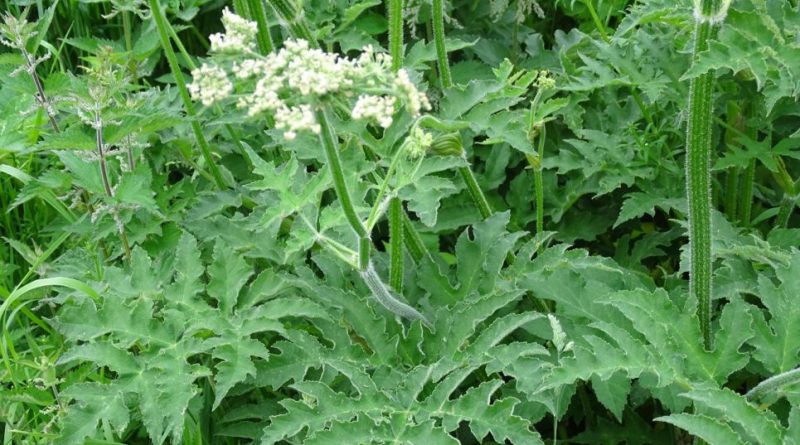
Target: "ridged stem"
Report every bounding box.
[534,125,546,237]
[388,0,403,71]
[149,0,227,189]
[268,0,316,45]
[723,102,743,220]
[164,20,251,168]
[431,0,452,88]
[389,197,404,292]
[459,165,492,219]
[686,0,729,351]
[402,212,428,263]
[232,0,250,17]
[247,0,275,54]
[362,143,434,264]
[316,108,370,271]
[95,110,131,260]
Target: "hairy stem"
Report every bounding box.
[746,367,800,404]
[431,0,452,88]
[389,197,404,292]
[149,0,227,189]
[361,264,430,327]
[316,108,370,271]
[388,0,403,71]
[686,0,729,350]
[95,110,131,260]
[459,165,492,219]
[121,10,138,81]
[22,49,59,133]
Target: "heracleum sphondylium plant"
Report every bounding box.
[186,10,433,324]
[685,0,731,350]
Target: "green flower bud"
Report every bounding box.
[429,132,464,157]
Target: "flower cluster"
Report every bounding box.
[186,10,430,141]
[275,104,319,140]
[210,7,258,53]
[405,126,433,158]
[351,95,396,128]
[535,70,556,90]
[188,64,233,106]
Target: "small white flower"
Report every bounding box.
[275,104,320,140]
[188,64,232,106]
[209,8,258,53]
[395,69,430,116]
[351,95,396,128]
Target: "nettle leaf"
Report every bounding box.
[114,164,157,210]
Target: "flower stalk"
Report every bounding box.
[148,0,228,190]
[746,367,800,405]
[316,108,371,271]
[388,0,403,71]
[685,0,730,350]
[389,197,404,292]
[431,0,452,88]
[268,0,316,46]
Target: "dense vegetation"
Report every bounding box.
[1,0,799,443]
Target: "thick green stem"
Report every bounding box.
[746,367,800,404]
[459,165,492,219]
[686,0,729,351]
[316,108,370,271]
[723,101,743,220]
[534,125,546,236]
[268,0,316,45]
[389,197,404,292]
[248,0,275,54]
[431,0,452,88]
[388,0,403,71]
[232,0,250,17]
[164,20,251,168]
[362,143,434,264]
[402,212,428,263]
[122,10,138,81]
[149,0,227,189]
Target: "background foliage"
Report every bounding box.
[0,0,799,444]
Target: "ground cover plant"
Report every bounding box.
[0,0,799,443]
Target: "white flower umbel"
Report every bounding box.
[274,104,320,140]
[209,7,258,53]
[188,64,233,106]
[351,95,396,128]
[189,10,431,141]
